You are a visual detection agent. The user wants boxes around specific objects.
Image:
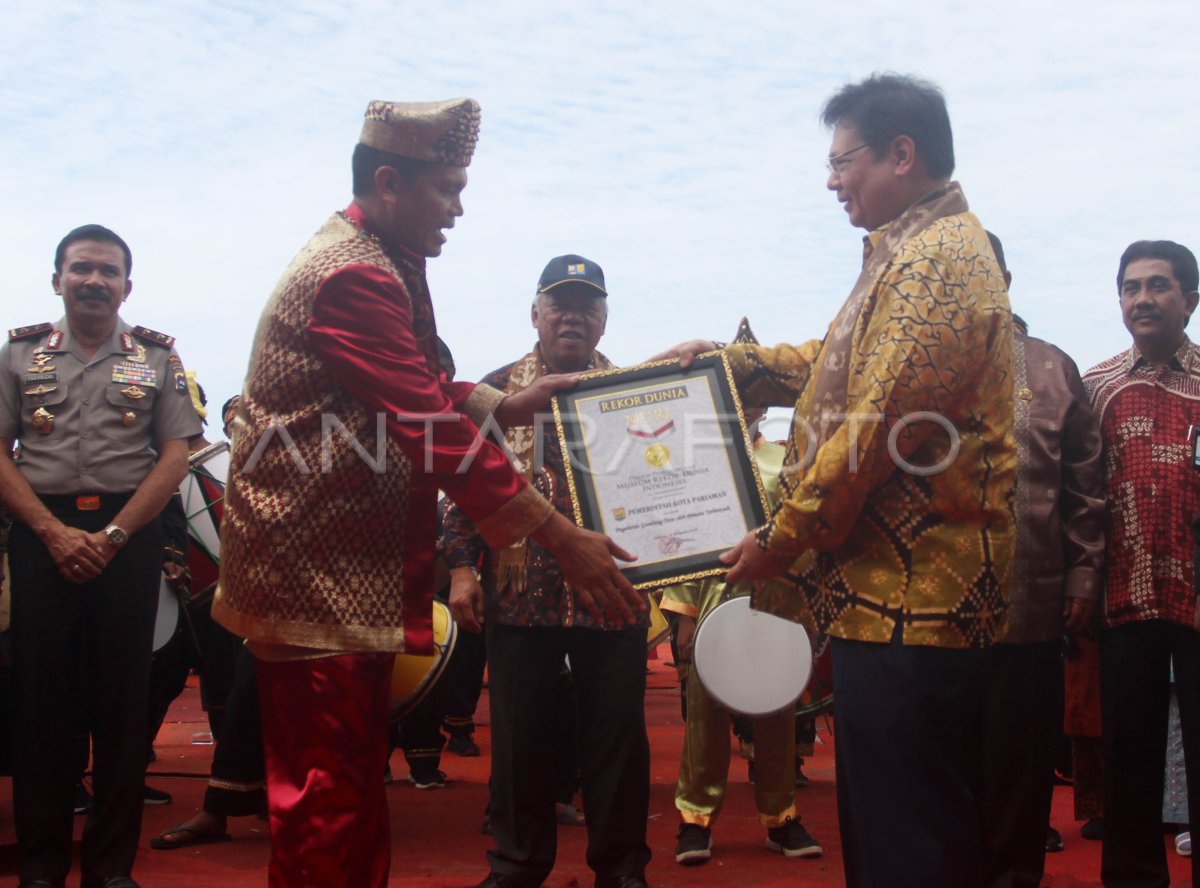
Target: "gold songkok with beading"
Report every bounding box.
[359,98,481,167]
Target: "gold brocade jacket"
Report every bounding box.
[216,209,550,657]
[729,192,1016,648]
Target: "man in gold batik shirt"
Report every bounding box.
[663,73,1015,888]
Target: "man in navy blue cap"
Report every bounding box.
[441,254,652,888]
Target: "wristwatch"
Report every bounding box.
[104,524,129,548]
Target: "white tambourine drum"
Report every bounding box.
[692,596,813,717]
[152,576,180,652]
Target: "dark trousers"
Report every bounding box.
[980,640,1063,888]
[203,645,266,817]
[8,505,162,888]
[191,599,245,738]
[831,633,987,888]
[485,623,651,886]
[146,615,193,760]
[550,666,581,806]
[1099,620,1200,888]
[442,625,487,738]
[392,657,448,774]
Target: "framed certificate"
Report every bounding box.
[552,352,770,590]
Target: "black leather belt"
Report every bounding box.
[39,492,134,511]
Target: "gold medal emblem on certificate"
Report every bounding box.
[645,443,671,468]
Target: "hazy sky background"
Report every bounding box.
[4,0,1197,438]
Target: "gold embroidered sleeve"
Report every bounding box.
[727,340,822,408]
[463,383,505,428]
[472,484,554,550]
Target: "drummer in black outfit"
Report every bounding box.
[150,394,273,851]
[0,224,200,888]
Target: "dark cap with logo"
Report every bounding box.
[537,254,607,296]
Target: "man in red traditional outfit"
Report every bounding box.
[1083,240,1200,888]
[214,98,641,888]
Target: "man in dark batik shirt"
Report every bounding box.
[441,255,652,888]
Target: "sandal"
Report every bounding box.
[150,825,232,850]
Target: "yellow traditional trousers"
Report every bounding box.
[676,664,797,829]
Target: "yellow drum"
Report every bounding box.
[390,600,457,721]
[646,595,671,650]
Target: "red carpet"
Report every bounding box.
[0,650,1191,886]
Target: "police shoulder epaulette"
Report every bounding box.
[132,326,176,348]
[8,322,52,341]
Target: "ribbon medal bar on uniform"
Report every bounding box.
[112,362,157,387]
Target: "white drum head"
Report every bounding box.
[180,440,230,564]
[153,577,180,652]
[187,439,231,475]
[693,596,813,717]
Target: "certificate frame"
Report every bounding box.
[551,352,770,590]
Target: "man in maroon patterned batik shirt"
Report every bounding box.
[1083,239,1200,887]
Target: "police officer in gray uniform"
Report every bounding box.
[0,224,200,888]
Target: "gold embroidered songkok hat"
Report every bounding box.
[359,98,481,167]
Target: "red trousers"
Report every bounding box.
[256,653,393,888]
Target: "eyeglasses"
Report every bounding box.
[826,143,870,177]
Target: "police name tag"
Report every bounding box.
[112,362,157,387]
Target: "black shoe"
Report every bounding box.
[143,785,172,805]
[1080,818,1104,841]
[74,779,94,815]
[675,822,712,865]
[597,878,649,888]
[766,816,823,858]
[795,758,811,788]
[447,733,481,757]
[103,879,141,888]
[1046,826,1064,852]
[409,768,448,790]
[475,875,531,888]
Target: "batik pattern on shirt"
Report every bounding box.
[727,189,1016,649]
[439,349,649,631]
[1084,339,1200,629]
